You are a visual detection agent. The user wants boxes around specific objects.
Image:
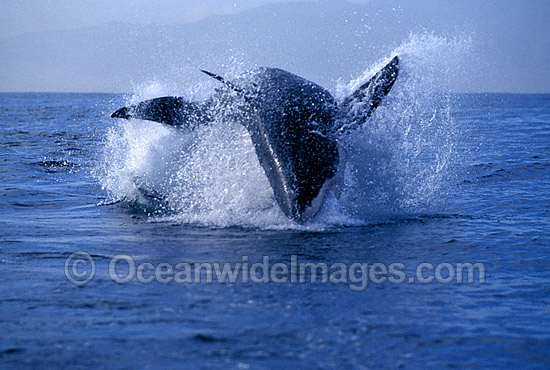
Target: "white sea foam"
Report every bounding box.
[96,33,471,229]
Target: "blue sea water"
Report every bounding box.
[1,87,549,368]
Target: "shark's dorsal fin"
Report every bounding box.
[200,69,243,93]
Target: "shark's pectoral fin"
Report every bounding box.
[337,56,399,133]
[111,96,208,128]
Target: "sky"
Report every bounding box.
[0,0,549,93]
[0,0,296,37]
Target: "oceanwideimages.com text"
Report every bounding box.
[65,252,486,291]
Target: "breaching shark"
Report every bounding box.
[111,56,399,221]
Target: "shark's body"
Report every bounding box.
[112,56,399,220]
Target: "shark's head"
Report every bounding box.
[220,67,340,220]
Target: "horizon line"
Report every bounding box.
[1,90,549,96]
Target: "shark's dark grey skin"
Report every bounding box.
[111,56,399,220]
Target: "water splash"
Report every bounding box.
[335,33,471,222]
[96,33,471,229]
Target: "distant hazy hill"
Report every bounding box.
[1,0,548,93]
[0,1,426,93]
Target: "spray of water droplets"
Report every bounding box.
[96,33,472,229]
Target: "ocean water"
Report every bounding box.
[1,65,550,367]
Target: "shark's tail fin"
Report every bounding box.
[336,56,399,134]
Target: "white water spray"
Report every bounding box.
[96,33,472,229]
